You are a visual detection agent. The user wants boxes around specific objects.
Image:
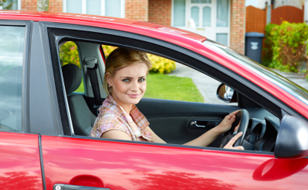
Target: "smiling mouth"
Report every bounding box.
[128,94,140,98]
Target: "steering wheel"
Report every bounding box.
[220,109,250,147]
[233,109,249,146]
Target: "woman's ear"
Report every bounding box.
[105,72,113,87]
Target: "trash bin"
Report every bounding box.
[245,32,264,63]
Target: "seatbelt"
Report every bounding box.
[84,57,101,104]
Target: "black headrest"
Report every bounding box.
[62,64,82,95]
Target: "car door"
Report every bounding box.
[0,22,43,189]
[40,22,308,190]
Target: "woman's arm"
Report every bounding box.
[101,130,132,141]
[145,127,167,144]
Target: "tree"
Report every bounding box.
[0,0,13,10]
[37,0,49,12]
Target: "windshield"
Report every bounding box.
[203,40,308,106]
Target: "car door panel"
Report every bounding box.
[41,135,308,190]
[0,132,42,189]
[137,98,238,144]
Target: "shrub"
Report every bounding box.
[102,45,117,57]
[59,41,80,67]
[264,22,308,72]
[147,54,176,74]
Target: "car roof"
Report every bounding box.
[0,11,206,43]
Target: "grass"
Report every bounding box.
[74,73,204,103]
[145,73,204,102]
[75,80,85,93]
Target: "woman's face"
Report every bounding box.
[107,62,148,112]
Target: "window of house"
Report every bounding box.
[0,25,25,131]
[172,0,230,46]
[64,0,125,17]
[173,0,186,27]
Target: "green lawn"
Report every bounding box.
[145,73,204,102]
[74,73,204,103]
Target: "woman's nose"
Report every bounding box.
[130,80,139,91]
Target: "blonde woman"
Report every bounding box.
[90,48,243,150]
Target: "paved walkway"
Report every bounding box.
[169,63,308,103]
[168,63,222,103]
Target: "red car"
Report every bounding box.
[0,11,307,190]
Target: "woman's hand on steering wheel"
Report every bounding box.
[215,110,241,133]
[223,132,244,150]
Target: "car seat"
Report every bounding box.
[62,64,96,136]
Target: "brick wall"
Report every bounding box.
[149,0,171,26]
[21,0,62,12]
[21,0,37,11]
[230,0,246,54]
[48,0,62,13]
[126,0,149,21]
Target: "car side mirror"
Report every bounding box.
[274,115,308,158]
[216,83,237,103]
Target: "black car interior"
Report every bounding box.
[62,63,96,136]
[58,38,280,153]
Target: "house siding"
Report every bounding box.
[230,0,246,54]
[126,0,148,21]
[149,0,171,26]
[21,0,37,12]
[20,0,245,53]
[48,0,62,13]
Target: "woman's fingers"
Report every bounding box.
[234,123,240,133]
[230,109,241,116]
[226,132,242,146]
[224,132,244,150]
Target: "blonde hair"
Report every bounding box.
[103,47,151,94]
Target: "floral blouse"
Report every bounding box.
[90,95,152,142]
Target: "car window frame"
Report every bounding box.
[0,20,31,133]
[45,22,287,155]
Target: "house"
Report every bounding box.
[2,0,246,54]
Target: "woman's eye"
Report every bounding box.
[138,77,145,82]
[122,78,130,82]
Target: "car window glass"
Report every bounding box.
[59,41,84,94]
[0,26,25,131]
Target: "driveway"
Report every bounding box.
[169,63,222,103]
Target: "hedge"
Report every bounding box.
[263,22,308,73]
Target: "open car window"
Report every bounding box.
[57,42,279,154]
[48,25,282,155]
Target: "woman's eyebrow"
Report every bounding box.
[120,76,133,79]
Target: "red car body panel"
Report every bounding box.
[0,132,42,189]
[42,136,308,190]
[1,11,307,119]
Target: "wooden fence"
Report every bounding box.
[246,5,304,34]
[246,6,267,33]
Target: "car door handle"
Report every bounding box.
[189,120,219,129]
[54,184,110,190]
[190,120,207,128]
